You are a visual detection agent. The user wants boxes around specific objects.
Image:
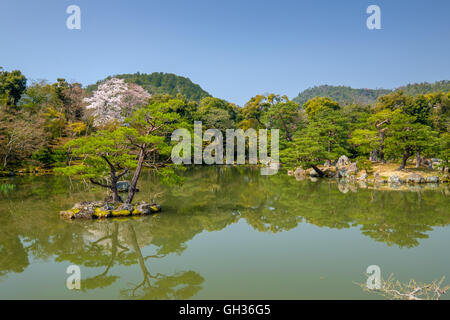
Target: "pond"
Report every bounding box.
[0,167,449,299]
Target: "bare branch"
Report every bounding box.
[90,178,111,189]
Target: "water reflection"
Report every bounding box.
[0,167,449,297]
[77,221,204,299]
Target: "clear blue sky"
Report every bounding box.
[0,0,449,105]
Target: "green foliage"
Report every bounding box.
[384,112,439,163]
[261,94,303,141]
[0,183,15,194]
[281,108,348,168]
[356,156,373,173]
[31,147,67,168]
[349,129,379,156]
[396,80,450,96]
[0,65,449,174]
[426,92,450,133]
[194,97,238,131]
[238,94,270,129]
[437,132,450,168]
[303,96,340,119]
[0,68,27,107]
[57,128,137,180]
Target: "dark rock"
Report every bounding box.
[309,169,320,177]
[323,168,336,178]
[134,202,151,215]
[74,207,94,219]
[117,181,131,192]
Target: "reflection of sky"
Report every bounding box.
[1,168,450,299]
[1,219,450,299]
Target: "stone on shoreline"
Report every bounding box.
[309,168,321,177]
[389,175,403,184]
[357,172,368,181]
[346,162,358,175]
[425,176,439,183]
[336,155,350,168]
[407,173,425,184]
[294,167,307,178]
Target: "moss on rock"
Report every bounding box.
[60,201,161,220]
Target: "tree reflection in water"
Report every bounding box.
[0,167,449,297]
[72,220,204,299]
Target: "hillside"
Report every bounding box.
[293,80,450,107]
[396,80,450,96]
[293,85,390,107]
[86,72,211,101]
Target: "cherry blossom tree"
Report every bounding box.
[84,78,151,127]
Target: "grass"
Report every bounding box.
[0,183,15,194]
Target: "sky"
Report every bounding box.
[0,0,449,105]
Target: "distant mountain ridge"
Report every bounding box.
[293,80,450,107]
[86,72,211,102]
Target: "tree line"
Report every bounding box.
[1,67,449,186]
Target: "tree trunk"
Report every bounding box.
[110,175,122,203]
[379,131,386,163]
[278,114,292,142]
[398,150,410,170]
[126,147,146,204]
[311,164,325,177]
[416,150,421,168]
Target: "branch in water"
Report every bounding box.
[356,274,450,300]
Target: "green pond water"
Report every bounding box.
[0,166,449,300]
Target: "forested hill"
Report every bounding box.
[293,85,390,107]
[293,80,450,107]
[396,80,450,95]
[86,72,211,101]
